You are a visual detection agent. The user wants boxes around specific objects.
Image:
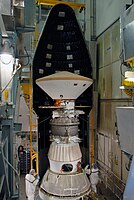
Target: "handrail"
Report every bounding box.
[36,0,85,10]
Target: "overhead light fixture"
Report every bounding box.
[0,39,14,65]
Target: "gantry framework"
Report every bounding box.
[36,0,85,10]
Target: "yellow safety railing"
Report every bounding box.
[36,0,85,10]
[21,65,38,175]
[31,24,40,51]
[29,64,38,175]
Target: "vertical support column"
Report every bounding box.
[2,119,14,197]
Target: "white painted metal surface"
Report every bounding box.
[40,169,90,199]
[0,55,14,102]
[48,142,82,162]
[0,0,12,15]
[116,107,134,154]
[36,71,93,100]
[96,0,131,36]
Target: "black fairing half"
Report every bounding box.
[33,4,92,178]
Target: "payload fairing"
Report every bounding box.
[33,3,93,199]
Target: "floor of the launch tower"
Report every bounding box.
[20,175,119,200]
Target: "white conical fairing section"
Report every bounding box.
[48,142,82,162]
[36,71,93,100]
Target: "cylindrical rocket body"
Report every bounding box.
[39,105,91,200]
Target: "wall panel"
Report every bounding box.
[104,65,112,99]
[104,30,112,67]
[97,18,131,191]
[96,0,132,36]
[112,22,120,62]
[112,61,122,99]
[97,35,104,68]
[98,101,105,132]
[112,140,122,178]
[105,137,111,168]
[104,102,113,133]
[98,133,105,164]
[98,67,104,99]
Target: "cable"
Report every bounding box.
[1,146,20,199]
[119,50,129,77]
[79,116,88,123]
[22,46,30,67]
[38,116,50,124]
[3,153,19,177]
[119,49,124,60]
[120,63,125,77]
[1,64,21,94]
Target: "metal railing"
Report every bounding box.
[97,159,125,199]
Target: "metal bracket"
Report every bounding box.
[0,14,8,37]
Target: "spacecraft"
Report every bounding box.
[36,71,93,199]
[33,3,93,199]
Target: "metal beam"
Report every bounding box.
[36,0,85,9]
[0,14,8,37]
